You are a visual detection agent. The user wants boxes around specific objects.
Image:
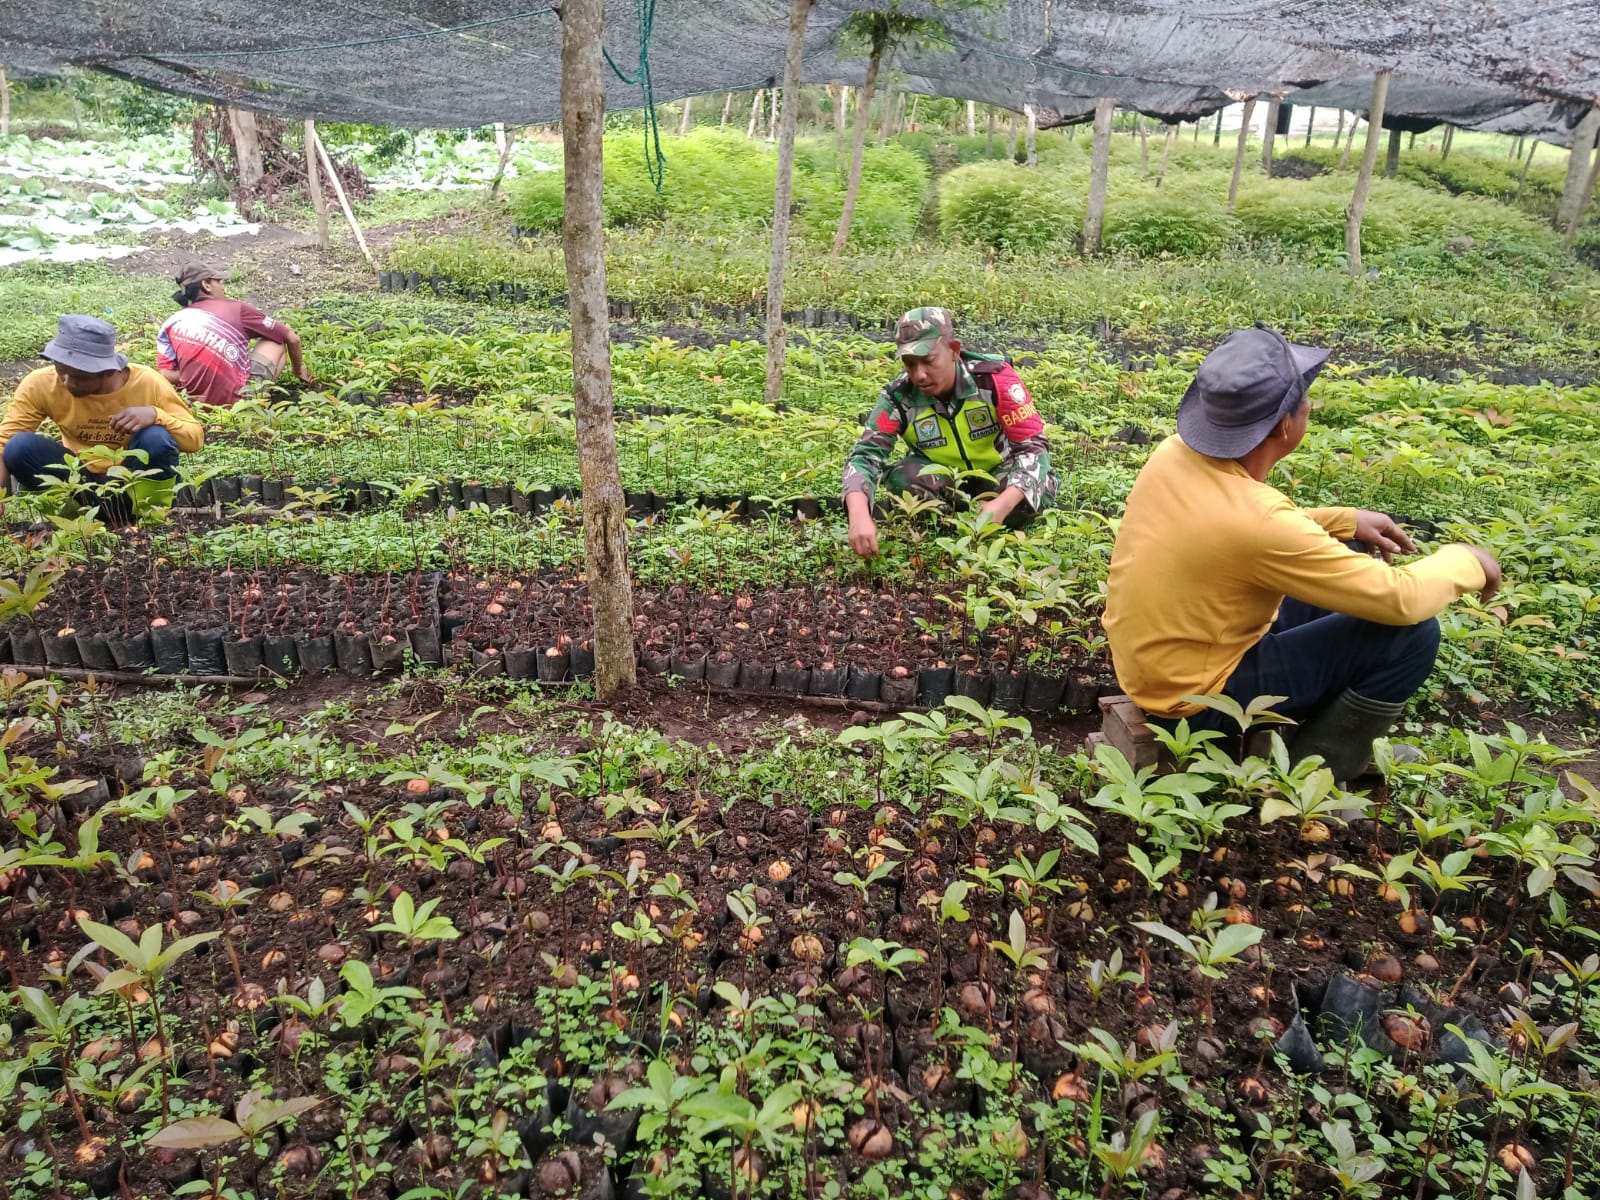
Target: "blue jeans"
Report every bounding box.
[1165,597,1441,732]
[3,427,180,492]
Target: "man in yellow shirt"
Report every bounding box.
[1104,326,1500,779]
[0,315,204,524]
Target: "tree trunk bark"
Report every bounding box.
[678,95,693,135]
[832,50,880,257]
[1557,107,1600,234]
[721,91,734,128]
[1024,103,1038,166]
[1304,105,1315,146]
[833,86,848,159]
[304,119,329,249]
[1570,146,1600,247]
[1227,97,1257,212]
[1384,126,1401,178]
[1516,137,1538,197]
[225,106,264,189]
[1261,98,1280,173]
[1082,97,1114,253]
[1339,112,1361,169]
[747,89,763,139]
[764,0,811,408]
[560,0,635,701]
[1345,69,1393,277]
[1155,123,1175,187]
[967,99,976,136]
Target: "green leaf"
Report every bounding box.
[77,917,145,970]
[146,1116,244,1149]
[1132,920,1196,960]
[1206,922,1264,964]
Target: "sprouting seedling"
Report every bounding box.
[1131,917,1264,1025]
[1083,947,1144,1003]
[147,1088,321,1197]
[369,890,461,951]
[1091,1108,1163,1197]
[1319,1119,1386,1199]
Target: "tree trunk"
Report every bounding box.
[833,85,848,159]
[1304,105,1315,146]
[561,0,635,701]
[1136,114,1148,173]
[1557,107,1600,234]
[766,88,779,141]
[678,95,693,135]
[1384,126,1401,177]
[494,121,507,153]
[225,106,264,188]
[1024,103,1038,166]
[1082,97,1114,253]
[832,48,881,258]
[1345,69,1393,277]
[747,89,763,139]
[967,99,976,136]
[1569,146,1600,247]
[1155,123,1176,188]
[1008,113,1018,161]
[721,91,735,128]
[765,0,811,408]
[1516,137,1539,197]
[1339,112,1361,169]
[304,119,329,249]
[1261,98,1280,173]
[1227,97,1257,212]
[1,68,10,138]
[1213,109,1223,146]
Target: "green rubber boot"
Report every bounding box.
[1291,688,1423,782]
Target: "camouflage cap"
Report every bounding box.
[894,306,955,358]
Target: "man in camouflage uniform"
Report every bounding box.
[843,307,1057,557]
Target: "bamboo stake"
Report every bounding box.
[304,119,329,249]
[312,129,375,270]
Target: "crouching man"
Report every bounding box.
[0,315,204,524]
[1103,326,1501,779]
[843,306,1057,557]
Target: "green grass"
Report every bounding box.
[0,262,175,364]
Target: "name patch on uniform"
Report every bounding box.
[1000,400,1038,428]
[965,407,998,439]
[914,415,946,448]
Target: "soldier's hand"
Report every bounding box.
[849,513,880,558]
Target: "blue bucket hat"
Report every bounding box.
[1176,327,1330,459]
[42,314,128,375]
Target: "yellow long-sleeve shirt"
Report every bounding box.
[1104,435,1486,718]
[0,365,204,473]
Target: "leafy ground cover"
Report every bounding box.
[1,114,1599,1200]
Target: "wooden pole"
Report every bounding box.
[986,106,995,153]
[1384,126,1402,178]
[1515,137,1538,198]
[1570,147,1600,248]
[1227,96,1257,212]
[1213,109,1223,146]
[764,0,812,407]
[1557,106,1600,234]
[560,0,635,700]
[489,123,517,197]
[967,99,976,136]
[1155,123,1176,188]
[1024,103,1037,166]
[677,95,693,135]
[721,91,735,128]
[1261,98,1280,173]
[747,89,763,139]
[1339,112,1362,169]
[1345,69,1393,277]
[312,129,375,270]
[1305,105,1316,146]
[832,48,880,257]
[0,68,9,139]
[1136,114,1149,173]
[1082,97,1114,254]
[304,119,329,250]
[1334,108,1346,150]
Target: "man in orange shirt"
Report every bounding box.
[0,315,204,524]
[1104,327,1501,779]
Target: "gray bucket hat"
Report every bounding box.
[1177,327,1330,458]
[42,314,128,374]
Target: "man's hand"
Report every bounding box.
[849,512,880,558]
[1352,510,1417,562]
[295,365,315,385]
[979,486,1026,524]
[1466,547,1503,603]
[108,406,158,435]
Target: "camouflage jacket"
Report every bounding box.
[842,354,1053,508]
